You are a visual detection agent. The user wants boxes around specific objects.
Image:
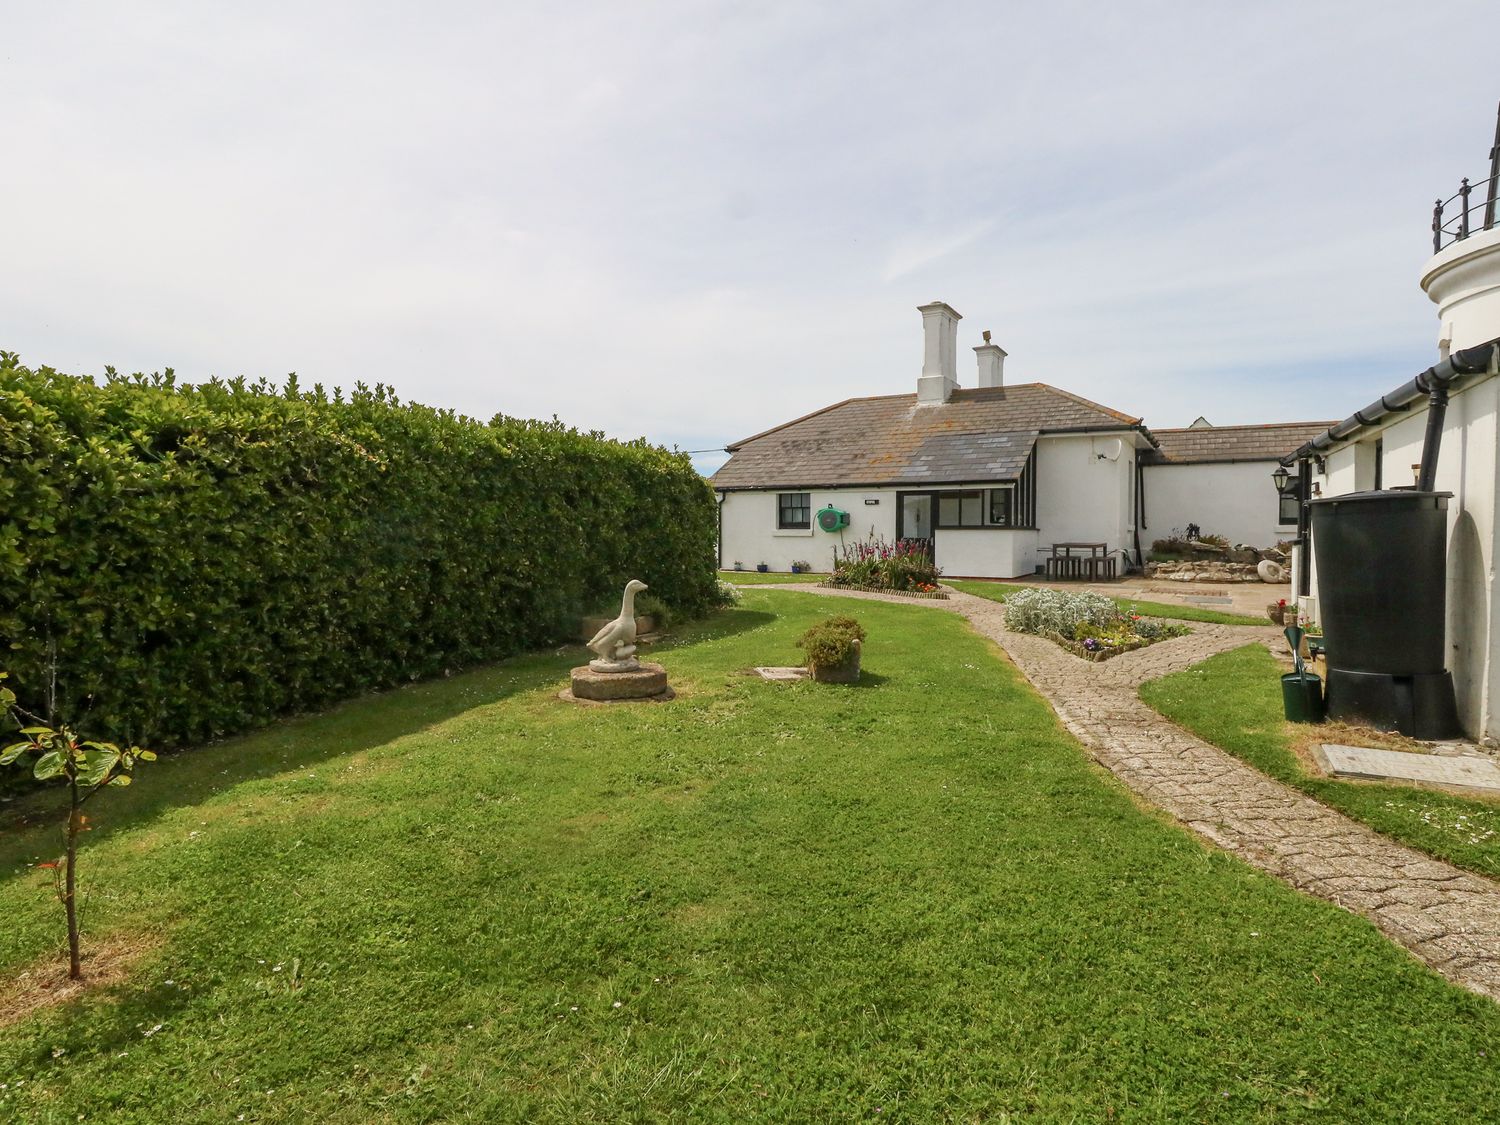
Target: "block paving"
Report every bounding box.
[774,582,1500,1003]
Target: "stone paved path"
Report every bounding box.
[768,583,1500,1002]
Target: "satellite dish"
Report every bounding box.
[1097,438,1123,462]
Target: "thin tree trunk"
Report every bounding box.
[65,780,81,980]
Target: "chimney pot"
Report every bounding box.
[916,301,962,404]
[974,338,1007,389]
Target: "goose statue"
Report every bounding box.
[588,579,648,670]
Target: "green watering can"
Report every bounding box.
[1280,623,1325,723]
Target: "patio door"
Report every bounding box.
[897,492,934,558]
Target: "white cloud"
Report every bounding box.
[1,0,1497,462]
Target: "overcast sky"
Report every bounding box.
[4,2,1499,475]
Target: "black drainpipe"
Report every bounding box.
[1416,384,1450,492]
[1133,458,1146,568]
[715,491,725,567]
[1296,459,1311,598]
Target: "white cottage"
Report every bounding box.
[712,301,1320,578]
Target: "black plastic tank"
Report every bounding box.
[1309,490,1458,738]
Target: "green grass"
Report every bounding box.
[3,593,1499,1121]
[945,578,1269,625]
[718,569,823,584]
[1141,643,1500,878]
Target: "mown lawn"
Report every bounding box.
[1141,643,1500,879]
[2,592,1498,1121]
[945,579,1268,626]
[718,569,823,584]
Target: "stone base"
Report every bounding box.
[565,661,671,703]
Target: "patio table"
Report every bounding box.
[1044,542,1116,581]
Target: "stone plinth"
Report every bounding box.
[563,661,672,704]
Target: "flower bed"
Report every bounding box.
[828,537,941,592]
[1005,588,1188,661]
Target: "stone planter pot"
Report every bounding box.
[1267,604,1287,625]
[809,639,861,684]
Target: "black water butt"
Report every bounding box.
[1309,490,1459,738]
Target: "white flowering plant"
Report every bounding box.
[1003,588,1117,636]
[1004,589,1188,660]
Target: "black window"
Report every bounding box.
[1277,474,1300,526]
[777,492,810,529]
[936,491,984,528]
[988,488,1015,527]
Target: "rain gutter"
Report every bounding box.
[1281,337,1500,468]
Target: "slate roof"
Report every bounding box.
[1142,421,1339,465]
[710,383,1144,490]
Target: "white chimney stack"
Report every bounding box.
[916,301,962,404]
[974,332,1006,389]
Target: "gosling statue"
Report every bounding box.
[588,579,648,671]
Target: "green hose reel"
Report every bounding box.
[816,506,850,532]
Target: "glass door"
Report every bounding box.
[898,493,934,557]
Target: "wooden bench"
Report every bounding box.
[1044,542,1115,581]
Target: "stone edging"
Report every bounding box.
[815,582,949,600]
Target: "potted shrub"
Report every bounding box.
[732,561,745,572]
[798,616,866,684]
[1267,598,1300,627]
[790,559,811,574]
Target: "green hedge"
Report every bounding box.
[0,353,718,754]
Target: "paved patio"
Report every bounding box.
[768,582,1500,1003]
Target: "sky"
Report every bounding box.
[3,2,1498,476]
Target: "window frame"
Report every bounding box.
[987,487,1015,527]
[1276,474,1300,526]
[776,491,811,530]
[935,489,985,529]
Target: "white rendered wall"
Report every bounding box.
[719,488,1039,578]
[719,488,896,573]
[1033,434,1137,564]
[935,528,1040,579]
[1141,461,1289,547]
[1422,226,1500,352]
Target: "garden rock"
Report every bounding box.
[1148,561,1264,583]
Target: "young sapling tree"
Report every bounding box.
[1,672,156,980]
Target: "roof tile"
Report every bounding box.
[1143,421,1339,465]
[711,383,1141,489]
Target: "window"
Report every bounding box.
[777,492,810,529]
[1277,474,1300,526]
[988,487,1015,527]
[936,490,984,528]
